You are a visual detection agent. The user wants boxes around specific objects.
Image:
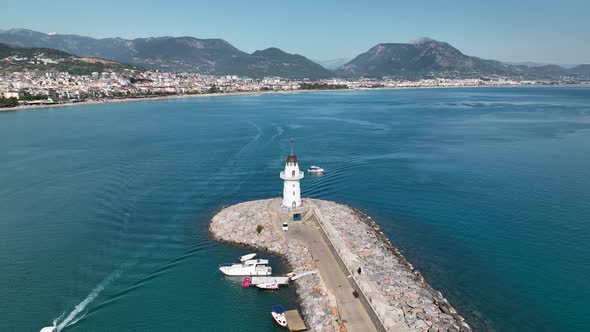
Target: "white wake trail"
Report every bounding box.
[55,269,122,331]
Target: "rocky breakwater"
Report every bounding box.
[209,198,341,332]
[309,199,471,332]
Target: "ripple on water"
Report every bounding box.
[1,87,590,331]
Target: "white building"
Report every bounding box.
[3,90,21,99]
[280,140,304,209]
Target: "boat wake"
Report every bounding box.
[54,269,122,331]
[63,244,206,325]
[50,224,204,330]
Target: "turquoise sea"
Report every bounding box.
[1,87,589,331]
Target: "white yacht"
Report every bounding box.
[307,166,325,174]
[219,259,272,276]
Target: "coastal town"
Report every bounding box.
[0,68,579,109]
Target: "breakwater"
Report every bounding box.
[210,198,470,332]
[210,199,341,331]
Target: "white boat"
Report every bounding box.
[307,165,325,174]
[271,304,288,327]
[251,276,290,286]
[40,326,57,332]
[256,281,279,290]
[239,253,257,262]
[219,259,272,276]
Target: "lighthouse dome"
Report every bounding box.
[286,154,298,164]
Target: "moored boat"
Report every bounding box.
[239,253,256,262]
[271,304,288,327]
[257,281,279,290]
[242,276,251,288]
[219,259,272,276]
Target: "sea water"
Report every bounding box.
[1,87,589,331]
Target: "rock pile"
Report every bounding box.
[210,199,340,332]
[310,199,471,332]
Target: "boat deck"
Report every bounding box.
[250,276,290,286]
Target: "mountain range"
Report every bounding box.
[0,42,140,75]
[336,38,589,80]
[0,29,333,79]
[336,38,517,78]
[0,29,588,80]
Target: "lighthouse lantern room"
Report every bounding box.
[280,139,304,209]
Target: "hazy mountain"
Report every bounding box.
[568,64,590,79]
[506,61,554,67]
[245,48,333,79]
[0,43,141,75]
[507,61,580,69]
[337,38,520,78]
[524,64,571,78]
[0,29,334,78]
[314,58,352,70]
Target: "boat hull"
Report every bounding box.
[40,327,57,332]
[257,282,279,290]
[219,265,272,276]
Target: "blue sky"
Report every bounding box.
[1,0,588,64]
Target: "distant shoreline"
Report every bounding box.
[0,90,309,112]
[1,84,587,113]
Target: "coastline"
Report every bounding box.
[2,83,587,113]
[210,198,470,332]
[0,90,305,112]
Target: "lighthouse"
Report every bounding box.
[280,139,304,209]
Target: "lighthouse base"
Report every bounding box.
[282,199,303,210]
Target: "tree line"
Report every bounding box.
[0,97,18,107]
[299,83,348,90]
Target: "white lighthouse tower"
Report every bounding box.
[280,139,304,209]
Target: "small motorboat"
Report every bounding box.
[271,304,288,327]
[257,281,279,290]
[40,325,57,332]
[242,277,251,288]
[240,253,257,262]
[307,166,325,174]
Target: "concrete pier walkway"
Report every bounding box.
[287,215,379,332]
